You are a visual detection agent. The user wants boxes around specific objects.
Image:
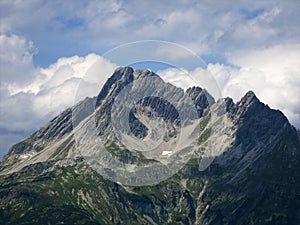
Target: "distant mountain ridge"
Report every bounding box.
[0,67,299,225]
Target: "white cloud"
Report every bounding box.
[158,67,221,99]
[1,1,299,58]
[158,68,194,90]
[0,34,37,84]
[258,6,281,23]
[233,6,281,43]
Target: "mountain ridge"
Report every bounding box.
[0,67,299,225]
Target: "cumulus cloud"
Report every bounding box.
[0,34,37,84]
[158,67,221,99]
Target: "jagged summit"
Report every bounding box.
[186,86,214,117]
[95,67,159,107]
[133,68,158,79]
[230,90,264,119]
[95,67,134,107]
[115,66,134,74]
[237,90,259,106]
[244,90,256,98]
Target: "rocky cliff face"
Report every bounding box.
[0,67,299,225]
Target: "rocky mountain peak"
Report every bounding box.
[95,67,134,107]
[229,90,261,118]
[228,90,290,151]
[186,86,214,117]
[239,90,259,104]
[133,68,158,79]
[95,67,158,107]
[115,66,134,74]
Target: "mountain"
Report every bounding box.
[0,67,299,225]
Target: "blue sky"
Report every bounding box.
[0,0,300,158]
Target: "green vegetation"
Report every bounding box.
[105,142,158,165]
[198,128,211,144]
[1,117,299,224]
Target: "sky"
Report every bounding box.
[0,0,299,158]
